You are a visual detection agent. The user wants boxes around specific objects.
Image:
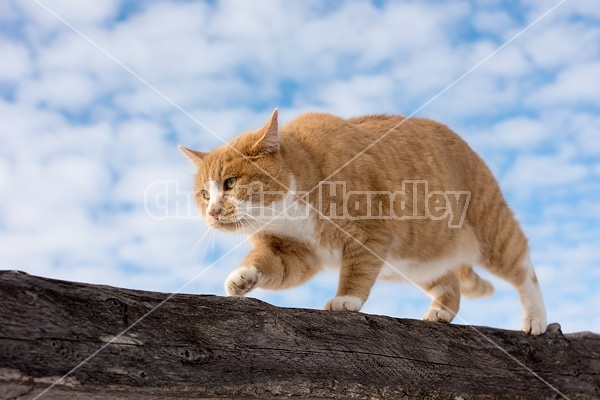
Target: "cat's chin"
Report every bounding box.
[206,218,253,233]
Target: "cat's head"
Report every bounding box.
[179,110,291,233]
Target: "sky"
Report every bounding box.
[0,0,599,334]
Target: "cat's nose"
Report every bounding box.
[208,207,222,220]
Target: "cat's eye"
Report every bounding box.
[200,190,210,200]
[224,177,237,190]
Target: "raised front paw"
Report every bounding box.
[225,266,263,296]
[324,296,364,311]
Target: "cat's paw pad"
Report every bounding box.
[225,266,262,296]
[422,309,454,324]
[521,312,547,335]
[324,296,363,311]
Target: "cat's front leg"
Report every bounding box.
[325,240,386,312]
[224,239,282,297]
[225,234,320,297]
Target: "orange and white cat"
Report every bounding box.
[180,110,547,335]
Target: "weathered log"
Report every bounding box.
[0,270,598,399]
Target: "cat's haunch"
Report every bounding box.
[180,109,547,335]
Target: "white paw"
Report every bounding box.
[422,309,454,324]
[521,312,547,335]
[225,266,262,296]
[324,296,364,311]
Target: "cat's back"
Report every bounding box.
[281,112,488,188]
[283,112,473,159]
[347,114,475,163]
[282,112,368,152]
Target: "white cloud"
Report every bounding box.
[313,74,397,117]
[569,113,600,156]
[471,116,550,150]
[503,152,588,189]
[521,20,600,70]
[17,70,100,110]
[472,8,518,37]
[0,39,32,81]
[15,0,120,32]
[527,61,600,107]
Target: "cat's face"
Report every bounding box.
[180,110,290,233]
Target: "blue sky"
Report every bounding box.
[0,0,599,333]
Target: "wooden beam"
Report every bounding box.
[0,270,598,399]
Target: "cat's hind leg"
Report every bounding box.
[473,195,547,335]
[420,270,461,324]
[482,253,547,335]
[457,264,494,299]
[517,260,547,335]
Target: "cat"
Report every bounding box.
[179,109,547,335]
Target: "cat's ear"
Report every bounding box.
[178,145,207,168]
[253,109,279,155]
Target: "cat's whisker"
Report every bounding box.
[197,229,214,267]
[240,205,280,210]
[181,227,213,263]
[238,207,283,218]
[235,213,262,233]
[237,210,266,225]
[180,225,209,246]
[235,220,244,237]
[236,210,260,220]
[241,204,286,210]
[182,239,204,267]
[238,209,289,225]
[209,229,216,261]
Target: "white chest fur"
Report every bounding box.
[241,175,316,243]
[248,176,316,243]
[246,175,344,266]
